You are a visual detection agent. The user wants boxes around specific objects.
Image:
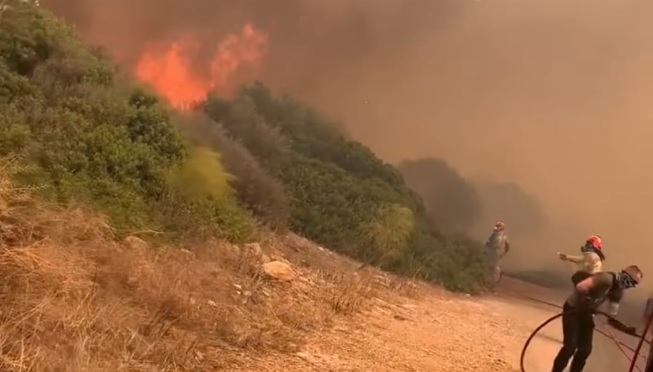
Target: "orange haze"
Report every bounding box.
[40,0,653,297]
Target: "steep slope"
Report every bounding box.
[0,2,544,371]
[0,157,512,371]
[1,0,491,293]
[0,169,635,371]
[195,85,490,292]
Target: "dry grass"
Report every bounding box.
[0,157,420,371]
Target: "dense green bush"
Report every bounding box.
[161,146,259,242]
[1,2,491,291]
[200,82,490,292]
[177,112,291,230]
[0,1,257,242]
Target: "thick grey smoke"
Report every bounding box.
[42,0,653,298]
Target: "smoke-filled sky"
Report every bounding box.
[42,0,653,288]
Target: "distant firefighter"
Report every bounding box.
[485,221,510,283]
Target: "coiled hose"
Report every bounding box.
[519,309,652,372]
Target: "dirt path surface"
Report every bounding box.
[236,275,641,372]
[496,277,636,372]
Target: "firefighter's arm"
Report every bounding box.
[504,239,510,254]
[559,253,584,263]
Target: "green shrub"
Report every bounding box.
[203,92,290,167]
[1,1,489,291]
[201,82,491,292]
[162,145,259,242]
[166,146,231,202]
[357,203,416,267]
[176,112,291,230]
[0,1,258,242]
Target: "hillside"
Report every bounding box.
[1,3,646,372]
[0,1,502,370]
[0,0,491,292]
[0,170,634,372]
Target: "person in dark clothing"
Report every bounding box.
[551,265,643,372]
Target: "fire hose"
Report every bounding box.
[515,291,653,372]
[519,310,653,372]
[502,266,653,372]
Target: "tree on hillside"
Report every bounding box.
[357,203,415,269]
[176,111,291,229]
[398,158,483,232]
[203,92,290,167]
[0,0,257,241]
[0,0,493,291]
[200,83,491,292]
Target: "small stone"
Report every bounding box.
[262,261,298,282]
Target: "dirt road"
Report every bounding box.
[238,275,645,371]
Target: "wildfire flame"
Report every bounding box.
[135,23,268,109]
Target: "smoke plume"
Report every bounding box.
[41,0,653,298]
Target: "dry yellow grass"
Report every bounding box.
[0,157,419,372]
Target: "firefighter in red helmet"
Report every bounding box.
[558,235,606,285]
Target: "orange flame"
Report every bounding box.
[135,23,268,109]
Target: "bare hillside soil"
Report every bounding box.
[0,179,643,371]
[238,273,629,372]
[0,207,516,372]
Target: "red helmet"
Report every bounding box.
[585,235,603,250]
[495,221,506,231]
